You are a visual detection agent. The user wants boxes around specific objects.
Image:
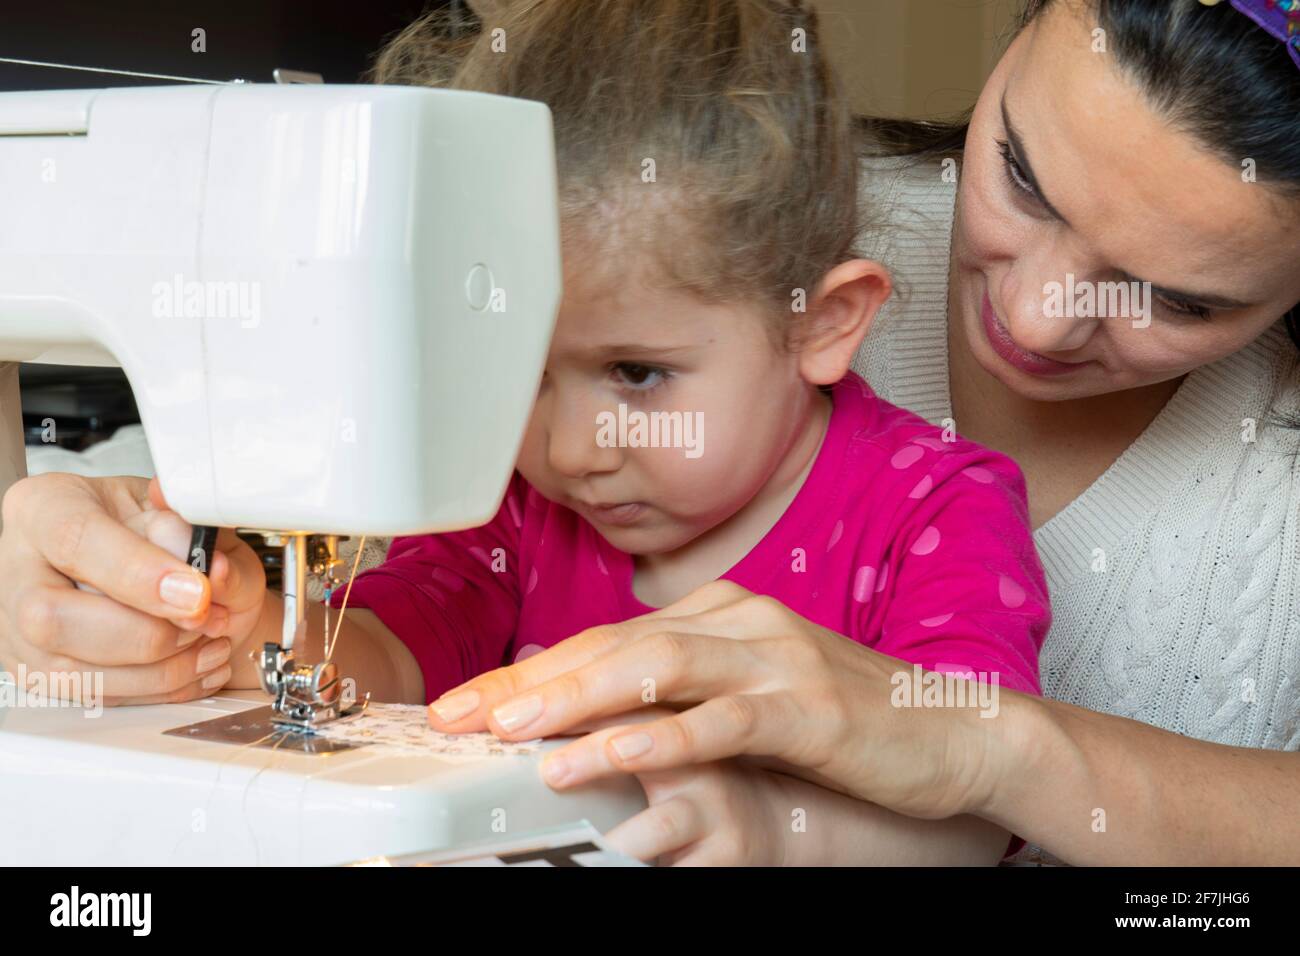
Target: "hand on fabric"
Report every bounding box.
[428,580,1012,821]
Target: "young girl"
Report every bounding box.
[318,0,1051,713]
[286,0,1051,862]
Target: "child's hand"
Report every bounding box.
[525,704,787,865]
[604,760,786,866]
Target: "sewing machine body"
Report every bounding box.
[0,83,646,864]
[0,693,644,866]
[0,82,561,534]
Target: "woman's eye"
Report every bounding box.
[996,139,1035,198]
[1155,295,1213,322]
[611,362,670,391]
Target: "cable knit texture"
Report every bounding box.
[851,157,1300,864]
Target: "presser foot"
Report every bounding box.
[257,644,361,733]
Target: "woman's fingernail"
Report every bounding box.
[176,631,202,649]
[610,732,653,761]
[492,693,543,733]
[160,572,204,613]
[196,638,231,674]
[430,690,480,723]
[201,665,232,691]
[542,755,571,787]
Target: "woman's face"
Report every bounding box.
[952,1,1300,402]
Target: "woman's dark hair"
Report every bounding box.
[859,0,1300,352]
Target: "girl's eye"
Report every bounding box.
[610,362,671,392]
[996,139,1036,199]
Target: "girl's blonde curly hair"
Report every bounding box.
[370,0,862,345]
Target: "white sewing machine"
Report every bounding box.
[0,82,645,865]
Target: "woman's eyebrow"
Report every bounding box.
[1003,94,1255,313]
[1001,94,1071,226]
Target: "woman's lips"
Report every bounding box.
[979,291,1087,377]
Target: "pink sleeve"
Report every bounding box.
[871,453,1049,697]
[328,473,526,702]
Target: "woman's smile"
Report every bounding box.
[978,290,1091,377]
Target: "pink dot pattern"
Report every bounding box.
[328,371,1049,702]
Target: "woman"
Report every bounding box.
[0,0,1296,864]
[424,0,1300,864]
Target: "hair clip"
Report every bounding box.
[1201,0,1300,70]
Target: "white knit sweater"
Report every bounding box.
[852,157,1300,768]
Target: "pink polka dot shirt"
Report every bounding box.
[331,371,1050,703]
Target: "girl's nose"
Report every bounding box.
[544,395,623,480]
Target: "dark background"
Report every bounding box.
[2,0,462,447]
[0,0,461,91]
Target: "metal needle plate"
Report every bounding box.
[163,704,365,755]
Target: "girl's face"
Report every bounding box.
[953,2,1300,402]
[515,251,822,556]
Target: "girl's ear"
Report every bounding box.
[796,260,893,387]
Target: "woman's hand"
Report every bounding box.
[569,704,786,865]
[0,472,266,705]
[429,580,1016,821]
[606,760,787,866]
